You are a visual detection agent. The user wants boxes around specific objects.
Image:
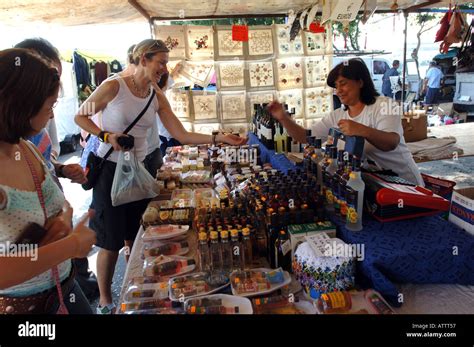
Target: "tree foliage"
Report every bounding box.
[332,15,363,51]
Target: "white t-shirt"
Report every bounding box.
[425,67,443,89]
[311,96,424,186]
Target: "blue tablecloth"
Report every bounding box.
[248,133,299,174]
[330,214,474,307]
[248,133,474,307]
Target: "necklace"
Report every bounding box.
[131,76,150,98]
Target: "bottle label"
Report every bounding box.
[281,239,292,256]
[345,186,358,224]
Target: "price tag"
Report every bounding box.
[232,25,249,42]
[309,22,326,33]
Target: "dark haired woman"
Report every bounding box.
[268,58,423,186]
[0,49,96,314]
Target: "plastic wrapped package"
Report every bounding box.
[143,255,196,277]
[141,240,190,258]
[124,280,169,302]
[142,224,190,242]
[184,294,253,314]
[120,299,182,314]
[169,272,230,302]
[180,171,212,184]
[230,268,291,296]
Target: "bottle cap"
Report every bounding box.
[220,230,229,239]
[198,232,207,241]
[242,228,250,236]
[210,231,219,240]
[230,229,239,237]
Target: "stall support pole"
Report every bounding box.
[401,11,409,114]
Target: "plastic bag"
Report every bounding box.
[111,151,159,206]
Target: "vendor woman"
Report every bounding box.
[268,58,424,186]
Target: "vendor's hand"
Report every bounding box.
[337,119,368,137]
[41,202,73,246]
[267,101,287,121]
[69,211,96,258]
[62,164,87,184]
[218,133,248,146]
[107,133,128,151]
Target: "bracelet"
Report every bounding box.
[103,132,110,143]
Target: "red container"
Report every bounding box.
[421,173,456,199]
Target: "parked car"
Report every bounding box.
[332,55,420,98]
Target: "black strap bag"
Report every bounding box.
[82,90,156,190]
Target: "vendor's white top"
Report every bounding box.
[97,77,158,163]
[425,67,443,89]
[310,96,424,186]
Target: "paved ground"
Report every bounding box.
[59,150,125,312]
[58,147,474,312]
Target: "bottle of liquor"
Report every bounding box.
[303,133,315,173]
[198,232,211,273]
[255,206,268,259]
[333,149,346,216]
[209,231,223,272]
[252,104,259,135]
[275,230,292,272]
[267,213,279,268]
[230,229,243,271]
[319,144,332,195]
[312,138,324,185]
[346,157,365,232]
[324,146,338,213]
[339,154,352,221]
[220,230,233,273]
[241,228,253,269]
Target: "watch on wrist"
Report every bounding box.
[98,131,106,142]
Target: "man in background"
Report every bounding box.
[382,60,400,98]
[423,61,444,107]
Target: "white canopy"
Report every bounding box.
[1,0,465,26]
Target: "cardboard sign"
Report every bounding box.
[232,25,249,41]
[330,0,364,22]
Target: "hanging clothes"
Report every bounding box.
[95,61,108,86]
[109,59,123,74]
[73,51,90,87]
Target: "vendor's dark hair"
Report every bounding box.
[14,38,61,65]
[327,58,379,106]
[0,49,60,144]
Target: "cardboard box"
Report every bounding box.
[288,222,337,260]
[449,187,474,235]
[402,111,428,143]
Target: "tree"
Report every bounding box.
[332,15,363,51]
[410,13,439,86]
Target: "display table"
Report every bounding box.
[330,213,474,307]
[249,134,474,307]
